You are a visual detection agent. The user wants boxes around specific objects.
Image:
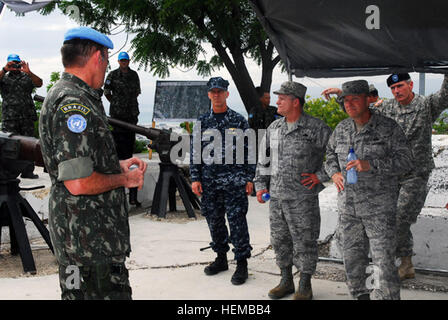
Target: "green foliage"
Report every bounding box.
[432,112,448,134]
[180,121,194,133]
[33,71,61,138]
[39,0,281,112]
[303,96,348,130]
[134,139,149,153]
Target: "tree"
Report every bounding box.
[41,0,282,113]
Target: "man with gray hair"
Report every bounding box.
[322,73,448,281]
[254,81,332,300]
[325,80,413,300]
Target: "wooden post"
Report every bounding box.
[148,120,155,160]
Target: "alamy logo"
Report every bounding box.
[365,5,380,30]
[65,265,80,290]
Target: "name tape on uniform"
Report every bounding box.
[59,103,91,115]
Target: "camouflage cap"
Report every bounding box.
[340,80,369,97]
[273,81,307,99]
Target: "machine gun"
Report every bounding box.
[107,117,200,219]
[34,94,200,219]
[0,132,53,274]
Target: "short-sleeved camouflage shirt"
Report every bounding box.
[0,71,37,121]
[39,72,130,266]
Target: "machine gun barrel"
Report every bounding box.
[107,117,162,141]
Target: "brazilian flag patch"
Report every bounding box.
[59,103,91,115]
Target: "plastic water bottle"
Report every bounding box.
[261,192,270,202]
[347,148,358,184]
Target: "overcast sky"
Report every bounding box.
[0,6,445,125]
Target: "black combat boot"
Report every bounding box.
[293,272,313,300]
[129,188,141,207]
[357,294,370,300]
[231,259,248,285]
[204,252,228,275]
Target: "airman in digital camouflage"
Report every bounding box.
[325,80,413,300]
[0,53,42,178]
[190,76,256,286]
[104,51,142,207]
[39,27,147,300]
[254,81,332,300]
[322,73,448,280]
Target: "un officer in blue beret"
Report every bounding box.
[39,26,147,300]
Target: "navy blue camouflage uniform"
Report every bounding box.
[190,108,256,260]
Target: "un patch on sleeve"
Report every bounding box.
[67,114,87,133]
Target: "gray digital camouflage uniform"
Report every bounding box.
[254,113,332,274]
[0,70,37,136]
[375,74,448,257]
[39,72,132,299]
[325,111,413,300]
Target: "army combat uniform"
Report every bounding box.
[190,108,256,261]
[248,105,282,132]
[0,70,37,136]
[375,74,448,257]
[325,111,413,300]
[104,67,141,159]
[39,72,132,300]
[254,113,331,275]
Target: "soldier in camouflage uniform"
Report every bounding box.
[254,81,332,300]
[39,27,147,300]
[104,51,142,207]
[0,53,42,178]
[325,80,413,300]
[190,76,256,286]
[248,86,282,132]
[322,73,448,280]
[248,87,282,197]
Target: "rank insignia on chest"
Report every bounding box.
[59,103,91,115]
[67,114,87,133]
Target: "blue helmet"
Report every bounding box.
[118,52,130,61]
[7,54,21,62]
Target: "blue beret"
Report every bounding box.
[207,77,229,91]
[7,54,20,62]
[387,73,410,87]
[64,26,114,49]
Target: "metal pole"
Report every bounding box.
[419,73,426,95]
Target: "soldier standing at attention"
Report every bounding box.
[190,76,256,285]
[325,80,413,300]
[254,81,332,300]
[0,53,42,178]
[322,73,448,281]
[39,27,147,300]
[104,51,142,207]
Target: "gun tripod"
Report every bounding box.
[0,179,53,274]
[151,163,201,219]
